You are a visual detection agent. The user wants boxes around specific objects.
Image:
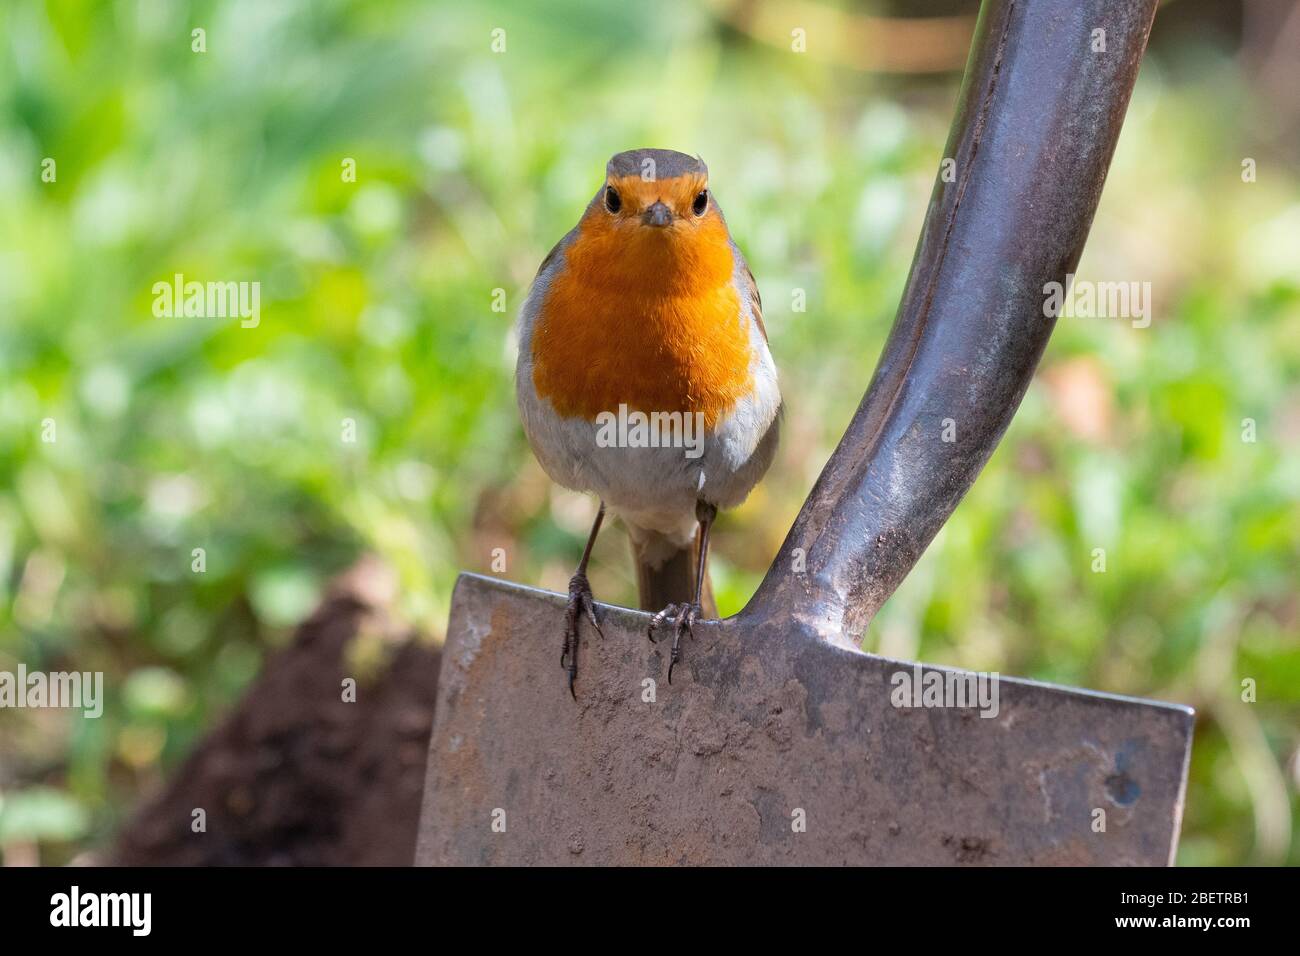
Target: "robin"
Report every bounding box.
[516,148,781,696]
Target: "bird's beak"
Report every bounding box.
[641,201,672,228]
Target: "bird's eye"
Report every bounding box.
[604,187,622,213]
[692,189,708,216]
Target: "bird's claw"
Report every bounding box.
[648,602,701,684]
[560,571,601,698]
[646,604,680,643]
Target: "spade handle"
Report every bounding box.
[745,0,1160,642]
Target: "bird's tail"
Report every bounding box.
[627,526,716,615]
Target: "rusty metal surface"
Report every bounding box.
[417,0,1192,866]
[417,575,1192,865]
[750,0,1160,642]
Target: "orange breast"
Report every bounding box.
[531,208,752,429]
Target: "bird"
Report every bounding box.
[515,148,781,696]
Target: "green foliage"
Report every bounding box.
[0,0,1295,865]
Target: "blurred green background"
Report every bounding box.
[0,0,1297,865]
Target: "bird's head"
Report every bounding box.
[586,148,724,250]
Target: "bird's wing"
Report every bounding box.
[740,260,767,342]
[534,235,566,278]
